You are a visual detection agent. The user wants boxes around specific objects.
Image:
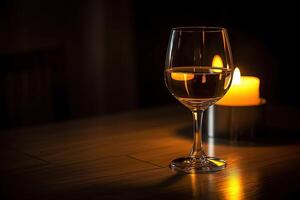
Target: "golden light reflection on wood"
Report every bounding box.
[226,172,243,200]
[1,105,299,199]
[190,173,198,197]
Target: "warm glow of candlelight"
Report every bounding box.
[226,172,242,200]
[171,73,194,81]
[217,67,261,106]
[212,55,224,68]
[232,67,241,85]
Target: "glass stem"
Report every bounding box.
[190,110,206,158]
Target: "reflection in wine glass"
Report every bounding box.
[165,27,234,173]
[207,137,215,157]
[207,105,215,138]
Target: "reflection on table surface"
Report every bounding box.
[0,105,299,199]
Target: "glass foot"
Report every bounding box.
[170,156,226,173]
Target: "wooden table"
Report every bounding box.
[1,105,300,199]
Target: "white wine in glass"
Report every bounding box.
[164,27,234,173]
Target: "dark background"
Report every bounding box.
[0,0,298,128]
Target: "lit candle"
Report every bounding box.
[216,67,261,106]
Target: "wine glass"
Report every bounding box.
[164,27,234,173]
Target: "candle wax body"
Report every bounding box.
[217,76,260,106]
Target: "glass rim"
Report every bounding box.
[172,26,226,32]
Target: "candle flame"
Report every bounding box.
[212,55,224,68]
[232,67,241,85]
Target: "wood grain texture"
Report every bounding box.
[1,105,300,199]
